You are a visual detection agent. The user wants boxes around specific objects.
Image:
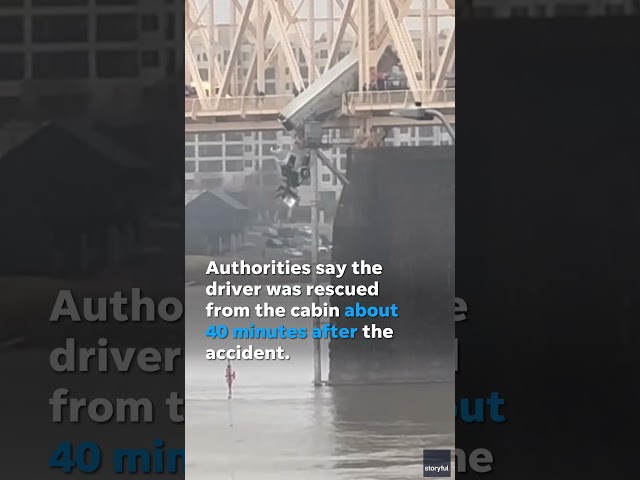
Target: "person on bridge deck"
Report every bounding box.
[225,360,236,399]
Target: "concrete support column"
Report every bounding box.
[329,147,455,385]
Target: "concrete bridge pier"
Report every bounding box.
[329,146,455,385]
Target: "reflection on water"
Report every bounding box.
[186,378,453,479]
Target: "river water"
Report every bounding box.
[0,284,453,478]
[185,286,454,479]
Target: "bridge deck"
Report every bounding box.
[185,88,455,122]
[185,114,456,133]
[344,89,455,114]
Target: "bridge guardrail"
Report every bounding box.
[186,89,454,119]
[185,94,293,118]
[237,94,293,113]
[185,98,200,117]
[345,88,455,113]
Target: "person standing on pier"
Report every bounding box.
[225,359,236,399]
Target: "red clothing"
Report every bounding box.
[225,366,236,385]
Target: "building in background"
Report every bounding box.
[184,125,454,223]
[0,119,148,276]
[185,25,454,222]
[185,189,249,256]
[0,0,181,123]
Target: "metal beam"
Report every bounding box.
[231,0,258,37]
[266,0,305,90]
[422,0,430,91]
[307,0,316,83]
[328,0,357,68]
[327,0,335,48]
[374,0,412,54]
[317,149,350,185]
[185,32,210,105]
[336,0,359,32]
[256,0,266,92]
[283,0,319,81]
[358,0,370,88]
[431,25,455,98]
[264,0,304,67]
[185,114,455,132]
[207,0,217,91]
[378,0,423,96]
[185,0,206,37]
[218,0,256,98]
[241,12,273,96]
[186,0,222,93]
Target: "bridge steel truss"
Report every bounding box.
[185,0,455,128]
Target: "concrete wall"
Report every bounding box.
[329,146,455,384]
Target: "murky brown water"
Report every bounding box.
[186,287,454,479]
[187,381,453,480]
